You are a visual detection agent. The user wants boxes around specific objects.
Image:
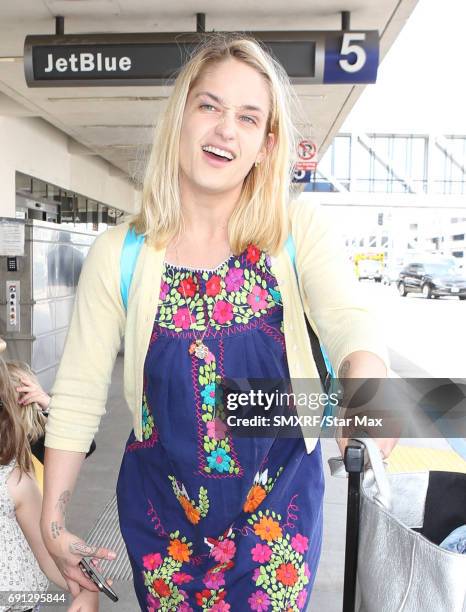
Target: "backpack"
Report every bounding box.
[120,227,338,418]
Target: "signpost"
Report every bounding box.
[24,30,379,87]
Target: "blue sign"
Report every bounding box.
[293,170,314,183]
[324,31,379,84]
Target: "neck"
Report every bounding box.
[178,176,242,242]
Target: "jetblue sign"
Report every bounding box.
[24,31,379,87]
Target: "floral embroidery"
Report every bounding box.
[243,467,284,512]
[196,527,236,610]
[169,475,209,524]
[142,393,155,440]
[142,530,194,610]
[247,509,310,611]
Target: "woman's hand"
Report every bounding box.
[16,373,51,411]
[42,525,116,598]
[68,588,100,612]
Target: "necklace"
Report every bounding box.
[175,245,231,361]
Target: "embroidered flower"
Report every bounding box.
[225,267,244,291]
[265,254,272,267]
[201,383,217,406]
[178,603,193,612]
[206,417,227,440]
[252,567,260,582]
[243,485,266,512]
[195,590,213,606]
[211,601,230,612]
[142,552,162,570]
[297,588,308,609]
[304,562,311,579]
[250,542,272,563]
[147,593,160,610]
[160,280,170,301]
[246,244,260,264]
[207,448,231,473]
[178,276,197,298]
[152,578,171,598]
[206,274,222,296]
[172,572,194,585]
[205,350,215,364]
[276,563,298,586]
[247,285,268,312]
[179,496,201,525]
[248,590,271,611]
[212,300,233,324]
[168,538,191,563]
[173,307,192,329]
[253,516,282,542]
[291,533,309,553]
[211,539,236,563]
[203,570,225,589]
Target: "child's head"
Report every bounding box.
[0,357,46,474]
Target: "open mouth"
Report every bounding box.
[201,145,235,165]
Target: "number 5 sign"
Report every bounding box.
[324,30,379,84]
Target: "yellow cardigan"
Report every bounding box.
[45,200,390,455]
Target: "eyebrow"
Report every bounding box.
[194,90,265,116]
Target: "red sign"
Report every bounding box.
[296,139,317,171]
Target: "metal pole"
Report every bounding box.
[196,13,206,33]
[341,11,351,31]
[55,15,64,36]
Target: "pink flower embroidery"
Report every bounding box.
[211,539,236,563]
[252,567,260,582]
[203,570,225,589]
[206,417,227,440]
[250,543,272,563]
[291,533,309,554]
[160,281,170,301]
[211,602,230,612]
[247,285,268,312]
[304,562,311,579]
[142,552,162,570]
[248,589,270,611]
[297,588,308,609]
[172,572,194,585]
[173,307,192,329]
[205,350,215,364]
[212,300,233,324]
[147,593,161,610]
[225,267,244,292]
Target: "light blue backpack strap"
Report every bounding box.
[285,234,297,278]
[120,226,145,310]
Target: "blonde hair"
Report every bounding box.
[0,358,46,475]
[132,33,303,255]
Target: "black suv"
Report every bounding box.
[397,261,466,299]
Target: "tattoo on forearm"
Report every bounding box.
[339,360,351,377]
[51,521,66,539]
[69,541,99,557]
[55,490,71,520]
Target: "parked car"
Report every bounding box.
[382,263,403,286]
[397,261,466,299]
[357,259,382,282]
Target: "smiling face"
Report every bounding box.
[178,57,275,198]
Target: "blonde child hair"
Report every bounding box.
[0,358,46,475]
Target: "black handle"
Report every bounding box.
[343,444,365,612]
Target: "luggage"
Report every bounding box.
[329,437,466,612]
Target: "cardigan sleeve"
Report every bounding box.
[290,200,390,377]
[44,226,126,453]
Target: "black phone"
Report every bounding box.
[78,558,119,602]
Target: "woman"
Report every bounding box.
[41,34,395,610]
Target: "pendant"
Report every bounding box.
[189,339,209,360]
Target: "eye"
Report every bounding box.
[240,115,257,125]
[200,103,216,111]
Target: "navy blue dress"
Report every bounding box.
[116,244,325,611]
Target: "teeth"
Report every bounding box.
[202,145,234,160]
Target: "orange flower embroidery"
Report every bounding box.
[243,485,266,512]
[179,496,201,525]
[276,562,298,586]
[168,538,191,562]
[253,516,282,542]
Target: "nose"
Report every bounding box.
[214,110,236,141]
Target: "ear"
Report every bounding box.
[256,132,276,164]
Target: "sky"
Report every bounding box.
[342,0,466,133]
